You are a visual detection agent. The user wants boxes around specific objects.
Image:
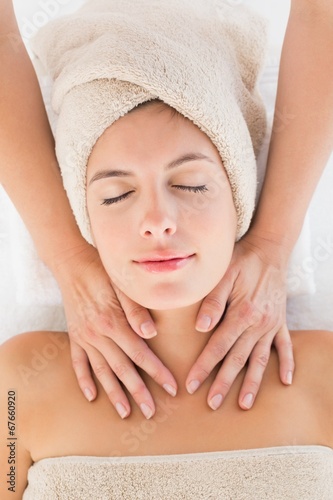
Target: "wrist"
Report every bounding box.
[49,238,97,283]
[249,212,301,256]
[240,228,293,270]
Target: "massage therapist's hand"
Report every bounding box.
[187,232,295,410]
[54,243,177,419]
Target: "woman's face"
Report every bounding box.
[86,103,237,310]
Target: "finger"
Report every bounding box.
[70,340,97,402]
[109,336,177,396]
[88,345,156,419]
[116,290,157,339]
[92,319,178,397]
[237,333,274,410]
[206,329,268,410]
[195,269,237,332]
[186,314,246,393]
[274,324,294,385]
[86,346,132,418]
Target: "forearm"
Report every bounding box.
[0,2,86,272]
[251,0,333,254]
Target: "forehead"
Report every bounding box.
[87,103,223,173]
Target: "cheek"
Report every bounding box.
[191,194,237,277]
[95,221,128,253]
[92,218,134,292]
[177,173,236,232]
[180,188,237,243]
[87,204,129,262]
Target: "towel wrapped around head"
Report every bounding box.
[30,0,267,243]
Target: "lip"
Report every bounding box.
[134,254,195,273]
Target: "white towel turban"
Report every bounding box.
[31,0,267,243]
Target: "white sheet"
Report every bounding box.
[0,0,332,342]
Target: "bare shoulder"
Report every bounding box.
[290,329,333,379]
[0,331,71,396]
[290,330,333,445]
[0,330,70,368]
[291,329,333,364]
[0,330,69,355]
[0,331,70,499]
[0,331,73,446]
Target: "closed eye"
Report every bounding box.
[173,185,208,194]
[101,190,135,205]
[101,185,208,206]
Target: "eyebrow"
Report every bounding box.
[88,152,215,185]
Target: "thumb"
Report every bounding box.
[114,285,157,339]
[195,266,238,332]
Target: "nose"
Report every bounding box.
[139,199,177,239]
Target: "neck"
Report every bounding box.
[146,303,214,389]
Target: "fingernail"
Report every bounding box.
[187,379,200,394]
[242,393,254,409]
[209,394,223,410]
[140,321,157,338]
[286,370,293,385]
[196,315,212,332]
[116,402,129,419]
[140,403,153,419]
[163,383,177,397]
[84,388,94,402]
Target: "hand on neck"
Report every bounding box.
[146,302,215,388]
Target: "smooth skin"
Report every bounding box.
[0,0,332,415]
[0,329,332,499]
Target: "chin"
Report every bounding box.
[125,282,209,311]
[139,298,196,310]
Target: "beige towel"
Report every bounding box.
[30,0,267,243]
[23,446,333,499]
